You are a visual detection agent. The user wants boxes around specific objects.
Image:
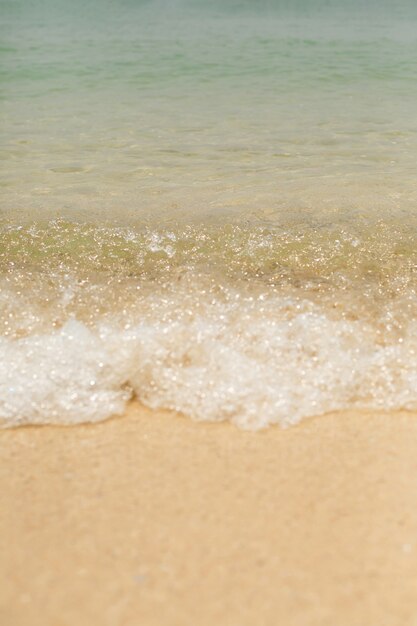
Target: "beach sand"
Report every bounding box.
[2,404,417,626]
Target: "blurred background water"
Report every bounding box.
[1,0,417,224]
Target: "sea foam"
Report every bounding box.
[1,296,416,429]
[0,220,416,429]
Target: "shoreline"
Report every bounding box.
[2,402,417,625]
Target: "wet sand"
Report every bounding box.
[2,403,417,625]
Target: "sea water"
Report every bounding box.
[1,0,416,427]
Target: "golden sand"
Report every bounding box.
[2,404,417,625]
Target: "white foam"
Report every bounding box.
[1,295,416,429]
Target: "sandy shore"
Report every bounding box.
[2,404,417,625]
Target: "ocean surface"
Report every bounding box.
[1,0,416,428]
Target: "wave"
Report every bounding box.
[0,218,416,428]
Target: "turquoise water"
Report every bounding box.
[2,0,417,219]
[1,1,416,427]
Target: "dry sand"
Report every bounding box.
[2,403,417,626]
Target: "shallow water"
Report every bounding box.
[1,0,416,427]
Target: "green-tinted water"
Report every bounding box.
[2,0,417,220]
